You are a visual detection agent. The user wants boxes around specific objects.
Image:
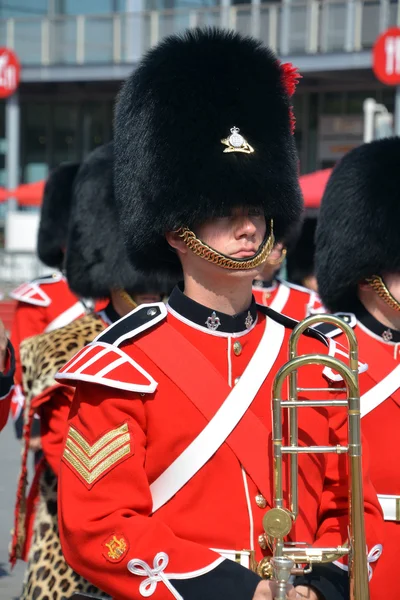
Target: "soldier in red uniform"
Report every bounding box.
[253,217,323,320]
[315,138,400,600]
[252,243,323,319]
[9,163,87,426]
[10,142,173,599]
[56,30,382,600]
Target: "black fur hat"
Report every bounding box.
[114,27,303,275]
[315,137,400,312]
[66,142,177,299]
[37,163,80,268]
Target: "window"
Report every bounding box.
[0,0,48,18]
[21,103,49,183]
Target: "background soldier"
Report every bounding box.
[10,142,173,600]
[315,137,400,600]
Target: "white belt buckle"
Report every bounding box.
[377,494,400,522]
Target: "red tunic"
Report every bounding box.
[55,293,382,600]
[329,313,400,600]
[252,278,324,320]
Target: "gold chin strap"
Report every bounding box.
[366,275,400,312]
[267,247,287,267]
[176,220,275,271]
[119,290,137,310]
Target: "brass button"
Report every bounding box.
[258,533,268,550]
[255,494,267,509]
[234,376,241,385]
[233,341,242,356]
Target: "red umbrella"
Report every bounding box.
[8,180,45,206]
[299,168,332,209]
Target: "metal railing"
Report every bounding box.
[0,251,50,287]
[2,0,399,66]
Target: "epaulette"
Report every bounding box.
[21,313,106,404]
[311,312,356,338]
[10,272,63,306]
[55,303,167,393]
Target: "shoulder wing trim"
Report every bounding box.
[55,341,157,393]
[10,282,51,306]
[55,303,167,392]
[9,272,64,306]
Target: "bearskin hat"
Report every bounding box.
[315,137,400,312]
[114,27,303,275]
[66,142,177,299]
[37,163,80,268]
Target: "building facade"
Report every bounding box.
[0,0,399,189]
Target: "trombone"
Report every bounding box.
[258,314,369,600]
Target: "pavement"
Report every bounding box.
[0,417,27,600]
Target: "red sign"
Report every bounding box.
[373,27,400,86]
[0,48,20,99]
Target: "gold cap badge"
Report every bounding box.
[221,126,254,154]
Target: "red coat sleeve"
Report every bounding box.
[33,384,75,475]
[58,383,260,600]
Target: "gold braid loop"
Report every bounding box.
[366,275,400,312]
[177,221,275,270]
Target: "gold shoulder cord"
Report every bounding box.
[176,220,275,270]
[366,275,400,312]
[119,290,137,309]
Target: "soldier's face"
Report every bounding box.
[384,273,400,304]
[194,207,266,260]
[133,293,162,305]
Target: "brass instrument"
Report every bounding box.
[259,314,369,600]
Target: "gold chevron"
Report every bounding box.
[63,443,131,485]
[65,433,130,470]
[68,423,128,457]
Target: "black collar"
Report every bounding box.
[354,300,400,344]
[103,301,123,325]
[168,284,258,334]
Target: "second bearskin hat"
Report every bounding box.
[315,137,400,312]
[114,28,303,275]
[37,163,80,268]
[66,142,177,298]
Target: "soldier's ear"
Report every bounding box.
[358,280,371,292]
[165,231,188,256]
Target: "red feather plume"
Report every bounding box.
[278,61,301,135]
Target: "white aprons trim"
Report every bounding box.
[150,317,285,513]
[44,301,86,332]
[361,364,400,418]
[268,283,290,313]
